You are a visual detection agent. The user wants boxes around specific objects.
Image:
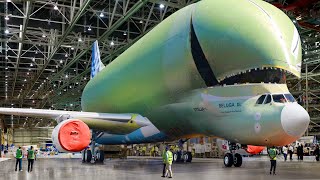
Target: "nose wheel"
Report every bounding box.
[224,142,243,167]
[224,153,242,167]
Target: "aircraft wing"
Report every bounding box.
[0,107,151,134]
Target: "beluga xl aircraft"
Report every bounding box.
[0,0,309,167]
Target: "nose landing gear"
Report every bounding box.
[223,143,243,167]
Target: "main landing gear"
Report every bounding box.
[172,139,193,163]
[82,131,105,164]
[223,143,242,167]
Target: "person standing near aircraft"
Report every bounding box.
[314,145,319,162]
[15,146,23,171]
[164,147,173,178]
[268,146,277,175]
[282,145,288,161]
[288,145,294,161]
[161,147,167,178]
[27,146,35,172]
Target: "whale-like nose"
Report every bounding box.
[281,103,310,137]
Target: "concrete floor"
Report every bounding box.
[1,157,320,180]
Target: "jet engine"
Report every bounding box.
[52,119,91,152]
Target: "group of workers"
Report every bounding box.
[15,146,36,172]
[268,144,320,175]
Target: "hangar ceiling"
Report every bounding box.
[0,0,320,136]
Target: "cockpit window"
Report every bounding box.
[256,95,266,104]
[265,94,272,104]
[272,94,287,103]
[284,94,296,102]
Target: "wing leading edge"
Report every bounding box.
[0,107,151,134]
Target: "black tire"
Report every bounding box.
[98,150,105,163]
[176,151,183,162]
[186,152,192,162]
[173,153,178,162]
[82,150,86,163]
[233,153,242,167]
[224,153,233,167]
[86,150,92,163]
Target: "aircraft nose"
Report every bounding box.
[281,103,310,137]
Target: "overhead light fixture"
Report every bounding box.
[27,72,29,75]
[42,34,46,38]
[78,37,82,42]
[71,47,74,50]
[7,0,11,2]
[24,79,27,82]
[30,63,33,67]
[5,67,8,70]
[65,74,68,78]
[32,100,35,103]
[5,75,8,78]
[84,77,87,80]
[32,57,35,61]
[88,26,92,31]
[69,86,72,88]
[110,41,115,46]
[28,68,31,71]
[56,65,59,68]
[99,12,104,17]
[123,32,127,36]
[139,20,143,24]
[35,50,38,54]
[65,53,68,57]
[60,60,63,63]
[5,29,9,34]
[53,3,58,10]
[5,16,9,20]
[159,4,165,9]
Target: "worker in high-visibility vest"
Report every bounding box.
[27,146,35,172]
[15,146,23,171]
[164,146,173,178]
[268,146,277,175]
[161,147,167,177]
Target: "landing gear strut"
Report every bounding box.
[82,131,105,164]
[224,142,242,167]
[172,139,193,163]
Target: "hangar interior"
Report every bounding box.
[0,0,319,147]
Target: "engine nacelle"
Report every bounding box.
[52,119,91,152]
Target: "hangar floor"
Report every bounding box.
[0,157,320,180]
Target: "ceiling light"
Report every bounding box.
[7,0,11,2]
[78,37,82,42]
[32,57,35,61]
[76,82,79,85]
[65,53,68,57]
[160,4,165,9]
[42,34,46,38]
[56,65,58,68]
[5,67,8,70]
[84,77,87,80]
[35,50,38,54]
[54,4,58,10]
[88,26,92,31]
[32,100,35,103]
[24,79,27,82]
[70,104,73,106]
[65,74,68,78]
[139,20,143,24]
[5,16,9,20]
[30,63,33,67]
[22,84,24,86]
[110,41,115,46]
[123,32,127,36]
[71,47,74,50]
[5,75,8,78]
[28,68,31,71]
[99,12,104,17]
[5,29,9,34]
[69,86,72,88]
[11,104,13,106]
[60,60,63,63]
[27,72,29,75]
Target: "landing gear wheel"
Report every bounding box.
[224,153,234,167]
[82,150,86,163]
[233,153,242,167]
[186,152,192,162]
[176,151,184,162]
[173,153,178,162]
[97,150,105,163]
[86,150,92,163]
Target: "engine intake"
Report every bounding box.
[52,119,90,152]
